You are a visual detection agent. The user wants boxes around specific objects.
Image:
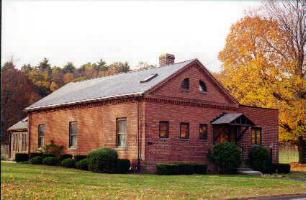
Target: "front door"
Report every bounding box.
[213,125,238,144]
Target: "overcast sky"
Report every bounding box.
[2,1,260,72]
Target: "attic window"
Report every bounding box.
[140,73,158,83]
[199,80,207,92]
[181,78,190,90]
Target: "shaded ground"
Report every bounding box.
[1,162,305,200]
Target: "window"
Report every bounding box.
[38,124,45,148]
[69,121,78,148]
[251,127,262,145]
[21,133,27,152]
[199,80,207,92]
[159,121,169,138]
[181,78,190,90]
[180,122,190,139]
[116,118,127,147]
[199,124,208,140]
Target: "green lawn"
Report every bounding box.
[279,147,299,164]
[1,162,305,200]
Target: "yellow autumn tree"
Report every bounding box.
[218,16,305,162]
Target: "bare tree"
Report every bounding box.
[263,0,305,78]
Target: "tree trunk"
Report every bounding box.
[297,136,306,164]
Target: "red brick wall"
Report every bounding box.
[29,101,143,162]
[143,101,278,172]
[238,105,279,163]
[151,64,234,105]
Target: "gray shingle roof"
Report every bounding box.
[8,117,28,131]
[211,113,243,124]
[25,59,195,111]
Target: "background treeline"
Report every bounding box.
[1,59,155,143]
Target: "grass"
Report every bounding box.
[1,162,306,200]
[279,146,298,164]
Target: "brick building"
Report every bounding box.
[24,54,279,172]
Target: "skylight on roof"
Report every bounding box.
[140,73,158,83]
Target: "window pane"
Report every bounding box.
[69,121,78,148]
[118,120,127,134]
[117,134,126,147]
[38,124,45,148]
[181,78,189,90]
[38,125,45,136]
[159,121,169,138]
[117,118,127,147]
[180,123,189,139]
[199,80,207,92]
[199,124,208,140]
[256,129,262,144]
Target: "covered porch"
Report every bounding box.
[211,113,255,156]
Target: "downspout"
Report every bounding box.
[136,96,142,172]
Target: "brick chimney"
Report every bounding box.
[159,53,175,66]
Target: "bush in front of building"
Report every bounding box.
[43,140,64,158]
[192,164,207,174]
[61,158,76,168]
[87,148,118,173]
[59,154,73,161]
[248,145,272,173]
[15,153,29,162]
[273,163,291,174]
[116,159,131,173]
[74,155,87,162]
[30,156,43,164]
[76,159,89,170]
[209,142,241,174]
[156,163,207,175]
[42,156,59,166]
[30,152,43,158]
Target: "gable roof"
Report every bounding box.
[25,59,195,111]
[25,58,238,112]
[8,117,28,131]
[211,113,255,126]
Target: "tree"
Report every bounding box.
[219,10,305,163]
[135,62,156,71]
[1,62,40,143]
[109,62,130,74]
[63,62,76,74]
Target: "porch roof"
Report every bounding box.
[7,117,28,131]
[211,113,255,126]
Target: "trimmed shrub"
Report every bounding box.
[61,158,76,168]
[248,145,272,173]
[74,155,87,162]
[42,153,56,158]
[116,159,130,173]
[15,153,29,162]
[156,164,178,175]
[76,159,89,170]
[209,142,241,174]
[42,156,59,166]
[193,164,207,174]
[176,163,194,175]
[87,148,118,173]
[30,156,43,164]
[30,152,43,158]
[156,163,207,175]
[60,154,73,161]
[275,164,290,174]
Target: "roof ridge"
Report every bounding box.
[70,59,196,84]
